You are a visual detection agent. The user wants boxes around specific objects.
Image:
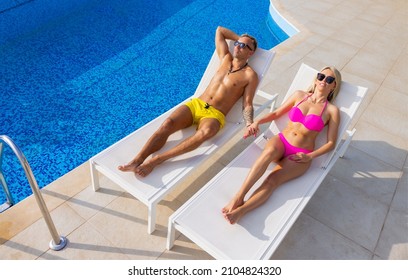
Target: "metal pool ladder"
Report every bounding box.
[0,135,67,251]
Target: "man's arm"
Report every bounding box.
[242,72,259,126]
[215,26,239,60]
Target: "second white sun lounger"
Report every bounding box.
[167,63,368,259]
[89,43,276,234]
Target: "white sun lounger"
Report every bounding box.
[89,43,276,234]
[167,63,368,259]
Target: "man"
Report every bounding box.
[118,26,258,177]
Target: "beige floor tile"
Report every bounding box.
[327,1,363,23]
[287,6,323,28]
[382,71,407,95]
[390,167,408,212]
[375,208,408,260]
[263,59,304,97]
[306,38,360,69]
[344,49,396,84]
[357,4,395,26]
[277,31,325,52]
[0,196,45,242]
[298,0,335,14]
[336,18,378,48]
[0,203,84,259]
[352,121,408,169]
[87,193,169,259]
[330,146,401,204]
[274,0,304,11]
[305,16,344,38]
[361,102,408,139]
[271,213,372,259]
[33,162,91,221]
[390,52,408,80]
[0,163,91,244]
[382,166,408,259]
[383,12,408,37]
[66,176,124,221]
[371,86,408,116]
[159,235,213,260]
[40,222,129,260]
[0,227,50,260]
[305,174,389,252]
[363,30,405,61]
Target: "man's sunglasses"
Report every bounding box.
[234,40,253,51]
[316,73,335,84]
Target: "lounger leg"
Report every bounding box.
[147,203,157,234]
[89,161,100,191]
[338,129,356,158]
[166,218,176,250]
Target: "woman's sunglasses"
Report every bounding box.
[234,40,253,51]
[316,73,335,84]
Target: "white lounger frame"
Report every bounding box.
[167,63,368,259]
[89,43,276,234]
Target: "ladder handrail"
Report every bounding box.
[0,135,67,251]
[0,142,15,206]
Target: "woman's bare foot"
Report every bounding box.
[222,196,244,214]
[224,208,244,224]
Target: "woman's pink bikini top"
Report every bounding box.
[288,95,327,132]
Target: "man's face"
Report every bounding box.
[233,37,254,59]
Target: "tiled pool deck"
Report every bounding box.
[0,0,407,260]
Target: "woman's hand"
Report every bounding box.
[243,122,259,139]
[289,152,312,163]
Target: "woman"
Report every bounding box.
[222,66,342,224]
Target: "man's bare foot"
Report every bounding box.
[118,158,143,173]
[134,156,161,177]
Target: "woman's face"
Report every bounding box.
[315,68,336,94]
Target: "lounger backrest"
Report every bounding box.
[267,63,367,168]
[193,41,275,124]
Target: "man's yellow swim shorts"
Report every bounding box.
[185,98,225,129]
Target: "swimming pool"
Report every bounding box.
[0,0,289,205]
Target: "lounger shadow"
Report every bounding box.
[167,63,368,259]
[89,42,276,234]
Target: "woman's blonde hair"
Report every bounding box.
[307,66,342,102]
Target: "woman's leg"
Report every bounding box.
[224,157,311,224]
[222,135,285,214]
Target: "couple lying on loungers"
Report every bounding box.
[118,26,342,225]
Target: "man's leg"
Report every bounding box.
[135,118,221,177]
[118,105,194,173]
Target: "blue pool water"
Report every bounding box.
[0,0,287,204]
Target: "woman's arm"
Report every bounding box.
[244,90,303,138]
